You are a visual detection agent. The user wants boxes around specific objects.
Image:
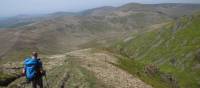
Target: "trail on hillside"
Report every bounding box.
[7,48,152,88]
[66,48,152,88]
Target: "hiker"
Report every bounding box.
[22,52,44,88]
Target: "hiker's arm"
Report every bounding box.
[39,65,43,73]
[22,65,26,76]
[38,59,45,75]
[39,59,43,70]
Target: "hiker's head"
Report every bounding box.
[32,52,38,58]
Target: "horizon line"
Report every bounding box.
[1,2,200,18]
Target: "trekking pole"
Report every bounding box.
[44,72,50,88]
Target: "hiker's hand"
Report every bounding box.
[39,70,46,76]
[42,70,46,76]
[22,69,25,76]
[21,73,25,76]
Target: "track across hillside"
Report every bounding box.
[7,48,152,88]
[66,48,152,88]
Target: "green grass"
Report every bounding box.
[47,55,109,88]
[111,13,200,88]
[0,48,44,64]
[113,55,169,88]
[0,72,12,81]
[7,55,109,88]
[0,72,20,86]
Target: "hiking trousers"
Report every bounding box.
[31,77,43,88]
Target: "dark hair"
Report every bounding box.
[32,52,38,58]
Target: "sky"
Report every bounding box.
[0,0,200,17]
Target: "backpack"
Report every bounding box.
[24,57,42,81]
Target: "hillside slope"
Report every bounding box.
[112,13,200,88]
[1,3,200,63]
[4,48,152,88]
[0,3,200,88]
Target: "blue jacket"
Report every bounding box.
[24,56,43,80]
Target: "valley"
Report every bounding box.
[0,3,200,88]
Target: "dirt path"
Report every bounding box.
[67,48,152,88]
[6,48,152,88]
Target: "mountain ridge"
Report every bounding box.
[0,3,200,88]
[1,3,200,62]
[1,3,200,28]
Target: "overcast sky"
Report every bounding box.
[0,0,200,17]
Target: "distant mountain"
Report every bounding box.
[0,17,6,20]
[0,3,200,88]
[79,6,116,16]
[0,15,44,28]
[0,13,78,28]
[1,3,200,29]
[0,3,200,62]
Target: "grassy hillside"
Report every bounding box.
[1,3,200,63]
[111,13,200,88]
[1,3,200,87]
